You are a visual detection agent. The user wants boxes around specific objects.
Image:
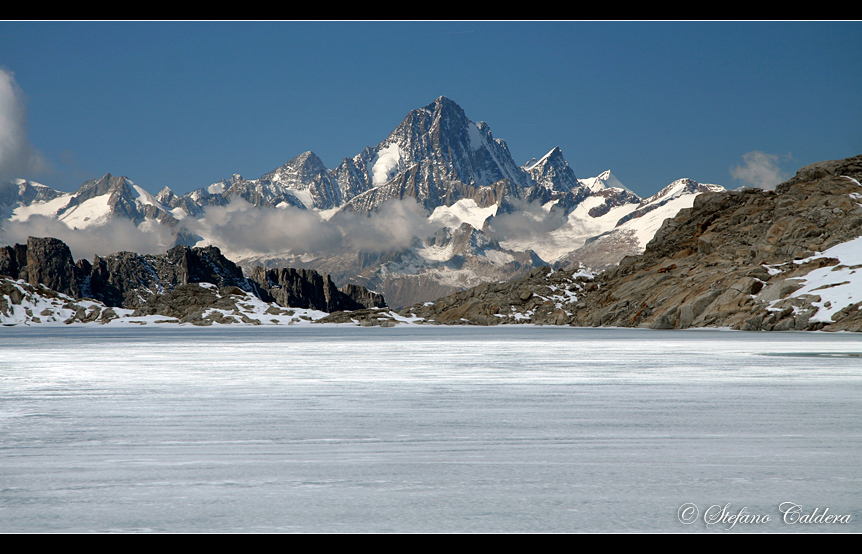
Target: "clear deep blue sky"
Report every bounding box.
[1,20,860,198]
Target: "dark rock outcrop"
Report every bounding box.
[0,243,28,282]
[0,237,83,298]
[24,237,83,299]
[249,266,386,312]
[80,244,251,308]
[338,283,387,309]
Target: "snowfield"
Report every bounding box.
[770,235,862,323]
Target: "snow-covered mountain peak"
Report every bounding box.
[523,147,564,169]
[541,146,565,162]
[13,178,49,191]
[269,151,327,174]
[72,173,139,204]
[522,147,580,193]
[261,151,326,185]
[2,178,64,207]
[2,96,738,308]
[579,170,632,194]
[2,171,185,233]
[645,178,724,204]
[156,186,175,203]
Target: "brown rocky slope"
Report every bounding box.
[398,154,862,332]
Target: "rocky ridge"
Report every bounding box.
[1,236,385,325]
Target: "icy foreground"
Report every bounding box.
[1,326,859,533]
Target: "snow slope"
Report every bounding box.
[768,235,862,323]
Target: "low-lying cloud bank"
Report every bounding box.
[1,197,448,262]
[0,215,175,261]
[2,191,587,264]
[188,197,442,257]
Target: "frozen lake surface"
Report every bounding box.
[1,325,860,532]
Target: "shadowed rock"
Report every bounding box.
[250,266,386,312]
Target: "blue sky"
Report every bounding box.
[1,21,860,198]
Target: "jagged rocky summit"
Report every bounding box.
[399,154,862,332]
[1,237,385,326]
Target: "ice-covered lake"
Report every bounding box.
[1,325,860,532]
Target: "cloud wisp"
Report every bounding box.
[730,151,791,191]
[485,197,569,242]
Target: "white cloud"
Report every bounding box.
[188,197,344,255]
[486,197,568,241]
[730,151,791,191]
[330,198,440,252]
[187,196,441,257]
[0,68,49,181]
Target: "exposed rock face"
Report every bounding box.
[259,151,343,210]
[0,243,28,284]
[338,283,387,309]
[586,187,642,219]
[522,147,580,193]
[0,237,84,298]
[401,154,862,332]
[80,244,249,308]
[25,237,83,298]
[249,265,386,313]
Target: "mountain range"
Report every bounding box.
[1,96,725,308]
[4,153,862,331]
